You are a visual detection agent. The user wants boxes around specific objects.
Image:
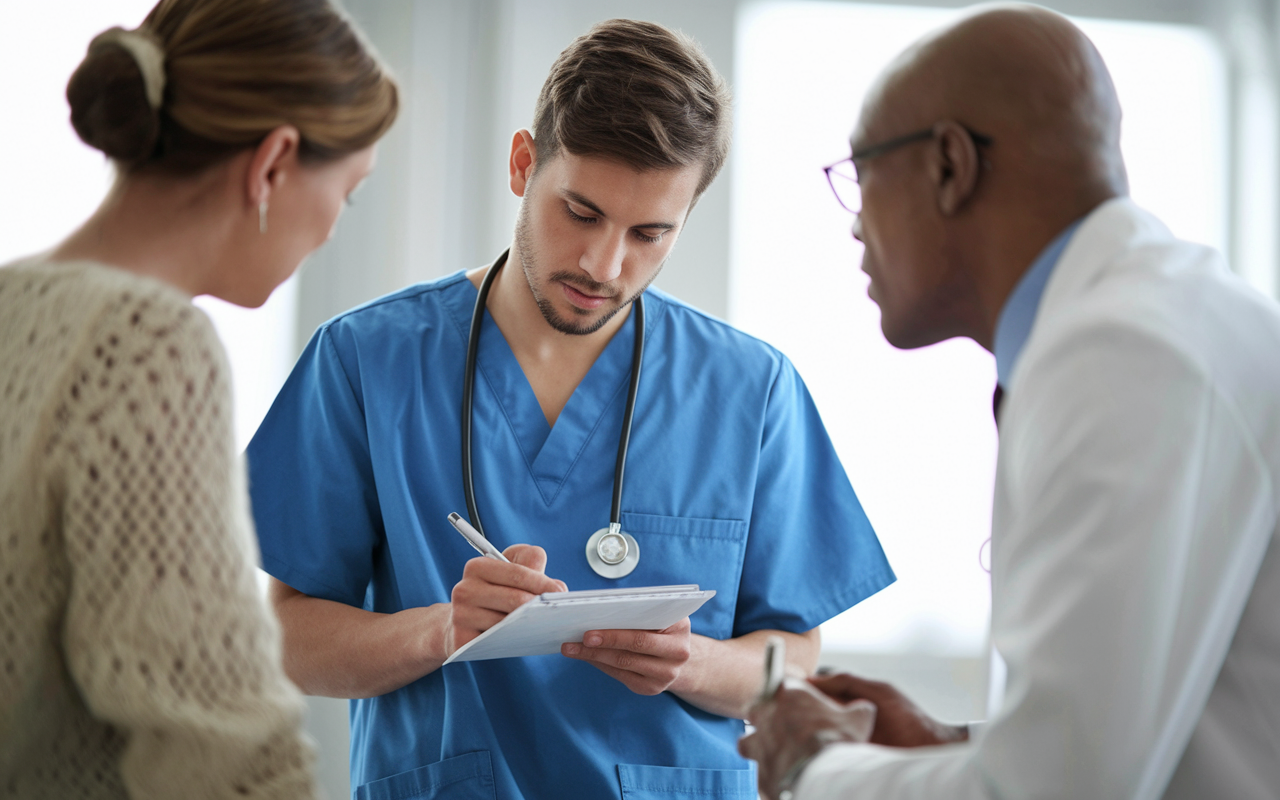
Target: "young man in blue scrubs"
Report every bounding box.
[248,18,893,800]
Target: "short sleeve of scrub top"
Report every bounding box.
[732,357,892,637]
[249,321,381,607]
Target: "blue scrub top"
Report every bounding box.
[247,271,894,800]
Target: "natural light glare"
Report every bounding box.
[1235,75,1280,296]
[733,1,1229,656]
[1083,18,1229,252]
[1,0,301,454]
[0,0,156,265]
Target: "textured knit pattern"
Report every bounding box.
[0,260,316,799]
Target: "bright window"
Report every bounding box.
[732,1,1229,657]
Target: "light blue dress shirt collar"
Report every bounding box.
[993,219,1084,388]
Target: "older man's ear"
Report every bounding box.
[928,120,984,217]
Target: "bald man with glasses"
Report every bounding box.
[740,5,1280,800]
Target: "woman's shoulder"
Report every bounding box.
[1,260,229,436]
[2,258,219,357]
[3,257,195,312]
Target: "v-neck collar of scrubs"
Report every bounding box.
[443,271,662,504]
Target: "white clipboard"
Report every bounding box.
[443,584,716,664]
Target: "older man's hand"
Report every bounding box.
[738,679,876,800]
[809,672,969,748]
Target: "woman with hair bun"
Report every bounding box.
[0,0,397,796]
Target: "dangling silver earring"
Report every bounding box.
[259,201,268,234]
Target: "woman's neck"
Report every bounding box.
[49,168,237,298]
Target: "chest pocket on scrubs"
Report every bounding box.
[618,764,757,800]
[355,752,495,800]
[619,513,747,640]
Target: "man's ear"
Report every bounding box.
[246,125,302,208]
[509,129,537,198]
[929,120,982,216]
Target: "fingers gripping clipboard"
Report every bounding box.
[443,584,715,664]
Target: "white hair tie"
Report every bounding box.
[92,27,167,110]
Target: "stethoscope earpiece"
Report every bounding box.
[462,250,645,580]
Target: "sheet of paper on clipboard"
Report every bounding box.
[443,584,716,664]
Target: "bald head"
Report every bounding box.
[859,4,1127,209]
[849,5,1130,351]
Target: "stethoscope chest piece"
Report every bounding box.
[586,523,640,578]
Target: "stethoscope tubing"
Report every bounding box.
[611,283,644,527]
[461,251,505,536]
[462,249,644,539]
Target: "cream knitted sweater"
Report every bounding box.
[0,260,317,798]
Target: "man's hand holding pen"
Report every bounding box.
[445,543,567,657]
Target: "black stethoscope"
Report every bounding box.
[462,249,645,579]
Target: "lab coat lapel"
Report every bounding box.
[1010,198,1175,397]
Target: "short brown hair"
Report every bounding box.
[67,0,399,173]
[531,19,731,198]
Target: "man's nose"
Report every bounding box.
[581,231,626,283]
[851,214,864,243]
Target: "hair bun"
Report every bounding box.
[67,28,164,165]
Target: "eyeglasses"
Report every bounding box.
[823,125,994,215]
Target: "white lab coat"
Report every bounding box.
[797,199,1280,799]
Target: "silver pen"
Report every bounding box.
[759,636,810,800]
[760,635,786,704]
[448,512,511,562]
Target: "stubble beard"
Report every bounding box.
[514,201,658,336]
